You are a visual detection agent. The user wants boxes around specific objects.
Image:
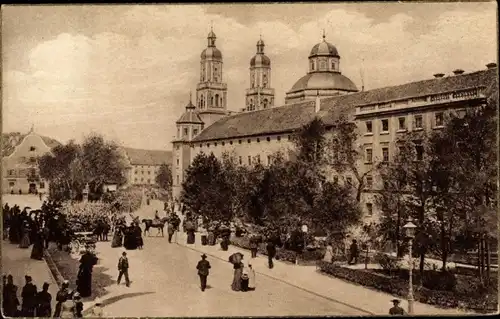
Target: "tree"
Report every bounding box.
[314,181,362,236]
[180,152,233,222]
[328,116,378,202]
[155,163,173,203]
[80,134,127,198]
[39,141,81,201]
[428,91,497,277]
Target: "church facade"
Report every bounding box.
[172,29,498,220]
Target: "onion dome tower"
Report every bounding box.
[196,26,228,127]
[244,36,275,112]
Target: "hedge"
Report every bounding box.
[230,236,325,265]
[317,261,497,313]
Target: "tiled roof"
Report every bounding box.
[2,132,61,157]
[193,68,497,142]
[123,147,172,166]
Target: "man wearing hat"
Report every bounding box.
[196,254,211,292]
[389,299,406,315]
[117,251,130,287]
[54,280,71,317]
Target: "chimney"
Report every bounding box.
[453,69,465,75]
[486,62,497,69]
[433,73,445,78]
[315,91,321,113]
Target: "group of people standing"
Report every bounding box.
[2,275,53,317]
[111,216,143,250]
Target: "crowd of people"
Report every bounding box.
[2,274,55,317]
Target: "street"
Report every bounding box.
[92,236,367,317]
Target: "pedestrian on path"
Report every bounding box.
[323,242,334,263]
[266,240,276,269]
[117,252,130,287]
[53,280,70,317]
[196,254,211,292]
[167,223,175,243]
[36,282,52,317]
[21,275,37,317]
[247,261,256,291]
[348,239,359,265]
[389,299,406,315]
[2,274,20,317]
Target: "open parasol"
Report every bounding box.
[229,252,244,264]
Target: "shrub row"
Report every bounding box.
[317,261,497,313]
[230,236,325,264]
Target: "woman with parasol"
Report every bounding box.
[229,252,244,291]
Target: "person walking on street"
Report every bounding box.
[167,223,175,243]
[196,254,211,291]
[266,240,276,269]
[389,299,406,315]
[117,251,130,287]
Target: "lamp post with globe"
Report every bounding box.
[403,217,417,315]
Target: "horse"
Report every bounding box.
[142,217,169,237]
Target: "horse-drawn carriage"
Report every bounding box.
[70,231,98,254]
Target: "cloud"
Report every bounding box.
[2,4,497,150]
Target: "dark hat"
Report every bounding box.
[391,299,400,304]
[122,251,127,256]
[25,275,32,281]
[43,282,50,290]
[201,254,207,259]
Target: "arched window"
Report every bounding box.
[211,96,214,106]
[214,67,218,82]
[220,97,223,107]
[331,60,336,70]
[249,99,254,111]
[263,74,268,88]
[263,99,268,109]
[310,60,315,71]
[215,94,219,107]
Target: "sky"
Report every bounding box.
[2,2,497,150]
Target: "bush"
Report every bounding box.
[317,261,497,313]
[374,253,400,274]
[422,270,457,291]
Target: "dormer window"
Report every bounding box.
[30,146,36,152]
[310,60,315,71]
[331,60,335,70]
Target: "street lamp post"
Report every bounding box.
[403,217,417,315]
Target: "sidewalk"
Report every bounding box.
[173,231,473,316]
[1,240,59,310]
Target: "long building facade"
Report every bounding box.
[172,29,498,221]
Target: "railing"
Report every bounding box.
[430,93,450,102]
[452,88,480,99]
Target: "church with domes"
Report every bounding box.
[172,28,497,220]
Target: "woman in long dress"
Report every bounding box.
[19,221,31,248]
[231,261,243,291]
[323,242,334,263]
[30,230,45,260]
[111,227,123,248]
[247,261,256,291]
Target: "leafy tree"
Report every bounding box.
[328,116,378,202]
[80,134,127,198]
[180,152,233,222]
[155,163,173,204]
[314,181,362,236]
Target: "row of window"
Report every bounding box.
[198,135,290,149]
[134,178,152,183]
[364,112,444,134]
[364,143,424,163]
[178,127,200,138]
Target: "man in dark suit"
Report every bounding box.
[196,254,211,292]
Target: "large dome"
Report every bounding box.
[250,54,270,67]
[309,40,339,58]
[201,47,222,59]
[289,72,358,93]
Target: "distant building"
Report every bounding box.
[1,127,60,194]
[171,28,498,221]
[121,147,172,187]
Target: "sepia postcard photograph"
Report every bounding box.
[0,1,498,317]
